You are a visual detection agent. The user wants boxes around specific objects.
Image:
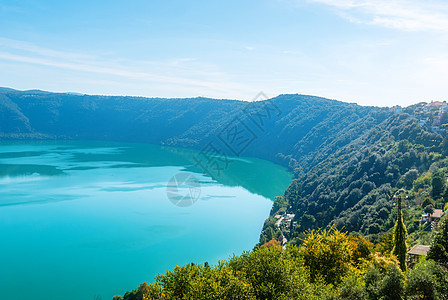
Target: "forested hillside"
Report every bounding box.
[0,88,388,167]
[261,103,448,245]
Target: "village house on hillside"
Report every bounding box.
[421,209,444,231]
[407,244,430,266]
[429,209,444,222]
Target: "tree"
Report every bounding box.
[441,112,448,124]
[300,214,316,230]
[261,239,281,248]
[428,215,448,266]
[421,197,433,209]
[405,261,437,300]
[365,263,404,300]
[376,232,394,254]
[441,136,448,155]
[337,273,367,300]
[379,264,405,300]
[228,245,314,299]
[400,169,419,189]
[424,204,434,215]
[432,171,446,198]
[392,196,407,271]
[300,228,352,284]
[348,235,374,265]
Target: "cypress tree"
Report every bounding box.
[392,195,407,271]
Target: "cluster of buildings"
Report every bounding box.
[274,213,296,228]
[408,209,445,266]
[407,209,444,267]
[390,101,447,134]
[423,101,448,114]
[274,213,296,247]
[421,101,448,133]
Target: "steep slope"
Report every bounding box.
[261,106,448,244]
[0,94,32,134]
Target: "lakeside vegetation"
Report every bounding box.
[115,215,448,299]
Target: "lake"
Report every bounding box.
[0,141,291,300]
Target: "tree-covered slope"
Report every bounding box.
[262,105,448,245]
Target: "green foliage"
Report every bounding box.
[116,225,444,299]
[155,263,254,300]
[228,246,314,300]
[365,264,404,300]
[379,264,405,300]
[335,273,367,300]
[399,169,419,189]
[300,214,316,230]
[424,204,434,214]
[413,173,432,192]
[262,105,447,246]
[405,260,438,300]
[442,136,448,155]
[405,259,448,299]
[300,228,352,285]
[271,196,288,215]
[392,200,408,271]
[432,171,446,198]
[428,215,448,266]
[376,232,394,254]
[117,230,415,300]
[349,235,374,265]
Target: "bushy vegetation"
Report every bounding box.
[116,226,448,299]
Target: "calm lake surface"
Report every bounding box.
[0,141,291,300]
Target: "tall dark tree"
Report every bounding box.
[392,195,407,271]
[432,171,446,198]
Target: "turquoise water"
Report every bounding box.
[0,141,291,300]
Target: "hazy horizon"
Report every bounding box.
[1,0,447,107]
[1,86,443,108]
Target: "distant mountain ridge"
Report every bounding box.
[0,88,388,169]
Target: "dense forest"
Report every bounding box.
[0,88,389,167]
[1,88,448,298]
[260,102,448,246]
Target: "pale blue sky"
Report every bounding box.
[0,0,447,106]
